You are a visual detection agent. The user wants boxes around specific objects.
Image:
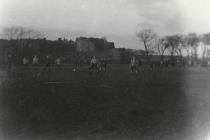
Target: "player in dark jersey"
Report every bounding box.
[7,53,13,73]
[130,56,138,74]
[99,57,108,72]
[45,55,52,73]
[89,56,99,74]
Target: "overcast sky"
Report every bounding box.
[0,0,210,49]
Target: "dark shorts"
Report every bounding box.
[89,64,98,70]
[130,65,137,70]
[46,63,51,67]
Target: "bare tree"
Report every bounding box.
[201,33,210,59]
[175,35,185,57]
[180,35,190,60]
[136,29,157,57]
[25,28,43,39]
[2,26,43,40]
[186,33,200,60]
[2,26,44,49]
[165,35,182,60]
[2,26,44,58]
[154,37,167,62]
[3,27,20,40]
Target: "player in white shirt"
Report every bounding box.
[33,55,39,66]
[55,57,61,72]
[23,57,29,66]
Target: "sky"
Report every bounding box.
[0,0,210,49]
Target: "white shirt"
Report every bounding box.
[131,59,136,66]
[91,58,97,64]
[23,58,29,65]
[33,56,38,64]
[56,58,61,65]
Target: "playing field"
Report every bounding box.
[0,65,210,140]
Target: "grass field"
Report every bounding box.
[0,65,210,140]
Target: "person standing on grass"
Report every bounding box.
[55,57,61,72]
[7,53,13,73]
[73,57,79,72]
[100,57,108,72]
[45,55,52,73]
[41,55,53,80]
[32,55,39,78]
[22,57,29,76]
[32,55,39,66]
[130,56,138,74]
[22,57,29,66]
[89,56,99,74]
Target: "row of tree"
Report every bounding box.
[0,27,78,65]
[1,26,210,66]
[137,29,210,63]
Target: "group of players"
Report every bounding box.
[75,56,139,74]
[22,55,61,67]
[8,54,139,74]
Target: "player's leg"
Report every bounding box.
[98,63,102,73]
[103,64,106,72]
[93,64,98,73]
[89,64,93,74]
[7,62,12,74]
[56,64,60,72]
[130,65,132,73]
[96,64,100,73]
[135,66,138,74]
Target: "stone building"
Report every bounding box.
[75,37,115,52]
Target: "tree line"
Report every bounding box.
[0,26,77,65]
[1,26,210,66]
[137,29,210,65]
